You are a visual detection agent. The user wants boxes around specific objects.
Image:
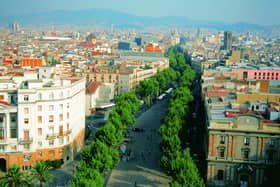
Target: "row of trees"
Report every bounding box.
[0,161,54,187]
[160,46,204,186]
[136,68,177,105]
[70,92,140,186]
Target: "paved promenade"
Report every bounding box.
[107,99,170,187]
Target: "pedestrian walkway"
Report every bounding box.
[107,99,170,187]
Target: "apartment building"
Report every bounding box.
[0,77,85,171]
[203,64,280,187]
[206,106,280,187]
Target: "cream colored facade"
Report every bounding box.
[0,77,85,171]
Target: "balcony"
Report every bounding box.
[46,133,58,139]
[63,129,72,136]
[57,129,72,138]
[0,139,8,145]
[19,138,33,144]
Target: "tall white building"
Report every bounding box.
[0,76,85,172]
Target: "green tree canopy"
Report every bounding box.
[30,161,54,187]
[71,161,104,187]
[0,164,30,187]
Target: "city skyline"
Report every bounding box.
[0,0,280,25]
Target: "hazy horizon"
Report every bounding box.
[0,0,279,25]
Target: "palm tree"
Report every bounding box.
[0,164,30,187]
[30,161,54,187]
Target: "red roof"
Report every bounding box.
[20,59,44,67]
[267,107,278,112]
[86,82,101,94]
[0,101,10,106]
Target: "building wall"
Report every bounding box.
[232,69,280,80]
[0,128,84,171]
[207,115,280,187]
[236,92,280,105]
[0,79,85,171]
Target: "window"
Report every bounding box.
[48,150,55,157]
[37,105,42,112]
[38,93,42,100]
[23,144,30,151]
[267,151,275,162]
[49,115,54,122]
[49,92,54,99]
[24,107,29,114]
[38,152,42,157]
[38,128,42,136]
[60,92,63,98]
[217,170,224,180]
[59,126,63,136]
[23,154,31,161]
[219,148,225,158]
[269,139,276,147]
[49,139,54,146]
[49,105,54,111]
[37,116,42,124]
[0,95,4,100]
[59,114,63,121]
[0,145,5,152]
[59,148,64,155]
[59,104,63,110]
[0,128,4,139]
[244,137,250,145]
[59,138,64,145]
[38,141,42,147]
[220,136,225,144]
[23,130,29,139]
[67,112,69,119]
[67,103,69,108]
[24,118,29,124]
[11,145,16,151]
[11,115,16,123]
[49,126,54,134]
[0,116,3,123]
[243,149,249,160]
[10,128,17,138]
[24,95,29,101]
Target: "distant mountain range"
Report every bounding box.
[0,9,278,32]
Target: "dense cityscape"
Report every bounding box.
[0,1,280,187]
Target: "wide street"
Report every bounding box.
[106,98,171,187]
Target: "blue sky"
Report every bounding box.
[0,0,279,25]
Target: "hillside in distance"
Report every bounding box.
[1,8,276,32]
